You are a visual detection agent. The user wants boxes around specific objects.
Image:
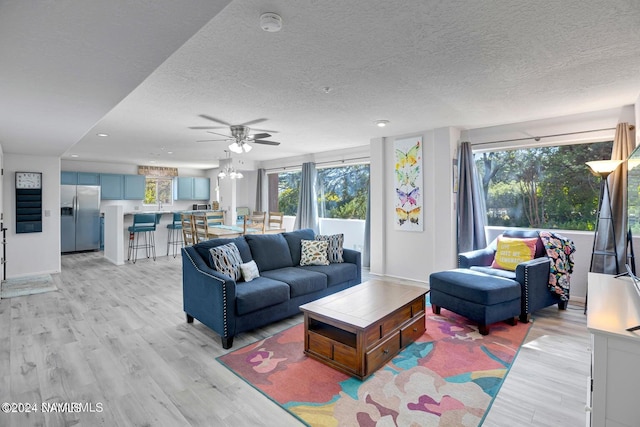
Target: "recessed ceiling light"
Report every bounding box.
[167,151,173,155]
[149,160,156,164]
[374,120,389,127]
[96,133,109,137]
[71,154,79,158]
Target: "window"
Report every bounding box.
[317,164,369,219]
[271,164,370,220]
[144,177,173,205]
[274,171,301,215]
[476,141,613,230]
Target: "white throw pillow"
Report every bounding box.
[240,260,260,282]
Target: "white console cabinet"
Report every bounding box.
[587,273,640,427]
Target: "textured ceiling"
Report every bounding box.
[2,0,640,169]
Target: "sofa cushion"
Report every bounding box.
[470,265,517,280]
[261,267,327,297]
[300,262,358,287]
[245,233,294,271]
[282,228,315,265]
[209,243,243,281]
[235,277,290,315]
[195,236,252,267]
[490,236,538,270]
[316,233,344,263]
[300,240,330,266]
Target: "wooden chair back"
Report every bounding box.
[268,212,284,229]
[192,212,208,243]
[180,214,195,246]
[243,211,266,234]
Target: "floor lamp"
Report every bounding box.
[585,159,624,314]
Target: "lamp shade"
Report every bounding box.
[585,160,624,178]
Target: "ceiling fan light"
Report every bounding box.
[229,142,242,153]
[218,170,226,179]
[243,143,253,153]
[236,172,244,179]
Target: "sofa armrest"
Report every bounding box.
[342,248,362,283]
[182,246,238,339]
[515,257,552,316]
[459,247,495,268]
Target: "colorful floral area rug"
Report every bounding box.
[218,309,532,427]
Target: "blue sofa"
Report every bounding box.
[182,229,362,348]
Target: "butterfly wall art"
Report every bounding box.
[394,136,423,231]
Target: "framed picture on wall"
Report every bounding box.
[394,136,423,231]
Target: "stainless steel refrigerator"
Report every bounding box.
[61,185,101,252]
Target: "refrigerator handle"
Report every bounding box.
[73,196,77,221]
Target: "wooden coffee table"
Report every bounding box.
[299,279,427,380]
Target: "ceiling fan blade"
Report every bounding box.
[189,126,225,130]
[206,131,233,138]
[249,133,271,140]
[251,128,279,133]
[240,118,268,127]
[253,140,281,146]
[195,139,229,143]
[199,114,231,126]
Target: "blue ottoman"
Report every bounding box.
[429,269,521,335]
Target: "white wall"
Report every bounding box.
[4,154,61,278]
[370,128,459,283]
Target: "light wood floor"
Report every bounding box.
[0,252,590,426]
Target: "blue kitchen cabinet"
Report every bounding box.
[61,171,77,185]
[175,177,210,200]
[124,174,145,200]
[193,177,210,200]
[77,172,100,185]
[100,174,124,200]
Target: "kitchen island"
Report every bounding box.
[103,208,223,265]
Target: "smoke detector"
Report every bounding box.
[260,13,282,32]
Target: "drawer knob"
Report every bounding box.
[383,348,389,354]
[413,327,418,332]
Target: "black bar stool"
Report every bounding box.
[127,213,156,263]
[166,212,183,258]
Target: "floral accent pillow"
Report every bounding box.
[240,260,260,282]
[300,239,330,266]
[491,236,538,271]
[315,233,344,263]
[209,243,243,281]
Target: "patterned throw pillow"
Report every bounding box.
[300,240,330,266]
[209,243,243,281]
[240,260,260,282]
[315,233,344,263]
[491,236,538,271]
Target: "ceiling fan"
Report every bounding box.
[191,114,280,153]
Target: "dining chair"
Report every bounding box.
[181,213,196,246]
[243,211,266,234]
[268,211,284,229]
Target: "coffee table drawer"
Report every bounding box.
[308,331,333,359]
[400,312,425,347]
[333,341,358,368]
[366,331,400,374]
[381,304,412,337]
